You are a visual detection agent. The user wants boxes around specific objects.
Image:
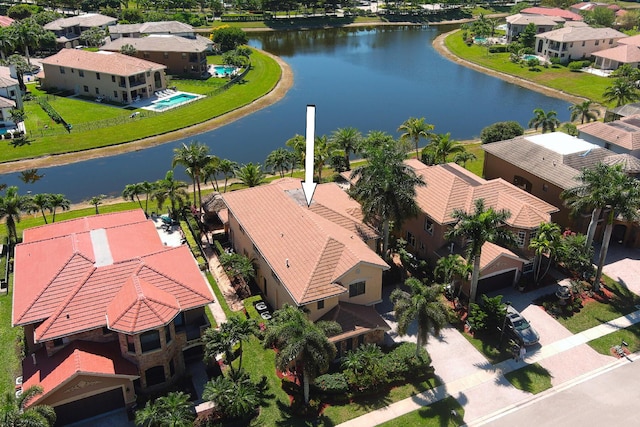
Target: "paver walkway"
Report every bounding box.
[336,309,640,427]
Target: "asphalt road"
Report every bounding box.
[481,356,640,426]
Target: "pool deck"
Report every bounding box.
[137,91,204,112]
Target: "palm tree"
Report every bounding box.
[330,127,362,171]
[603,78,640,107]
[48,193,70,223]
[429,132,466,164]
[569,100,600,124]
[435,254,470,295]
[528,108,560,133]
[122,183,145,211]
[0,26,14,61]
[263,304,341,405]
[0,186,32,244]
[313,135,337,182]
[349,140,426,257]
[172,141,211,210]
[30,193,51,224]
[203,156,221,192]
[445,199,515,304]
[12,18,42,68]
[0,385,56,427]
[235,163,266,188]
[203,316,257,375]
[390,278,449,358]
[529,222,562,285]
[285,134,306,171]
[134,391,194,427]
[88,194,106,215]
[153,170,188,220]
[398,117,434,159]
[453,150,477,168]
[202,374,258,421]
[218,159,238,192]
[265,147,292,178]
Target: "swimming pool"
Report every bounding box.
[145,93,201,112]
[213,65,237,76]
[523,55,538,61]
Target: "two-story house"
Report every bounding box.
[506,13,564,43]
[220,178,390,356]
[39,49,167,103]
[579,114,640,157]
[535,25,626,63]
[13,210,214,425]
[44,13,117,49]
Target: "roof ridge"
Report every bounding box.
[300,237,346,303]
[137,257,213,302]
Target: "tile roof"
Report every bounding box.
[0,15,14,27]
[479,242,526,270]
[101,34,210,53]
[13,210,213,341]
[506,13,563,26]
[618,34,640,47]
[109,20,193,35]
[579,115,640,151]
[406,160,558,228]
[40,49,166,77]
[482,132,615,190]
[592,44,640,63]
[536,25,625,42]
[603,153,640,173]
[221,179,388,305]
[21,341,138,407]
[44,13,116,31]
[320,302,390,342]
[522,7,583,20]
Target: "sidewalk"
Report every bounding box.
[336,308,640,427]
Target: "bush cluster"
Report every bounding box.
[36,97,64,124]
[488,45,508,53]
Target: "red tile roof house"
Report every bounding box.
[12,210,214,425]
[521,6,584,21]
[39,49,167,104]
[398,160,558,296]
[220,178,391,357]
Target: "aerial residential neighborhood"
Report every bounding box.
[2,1,640,427]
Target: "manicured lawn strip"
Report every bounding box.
[588,322,640,356]
[554,277,640,334]
[3,49,280,163]
[205,271,233,318]
[377,396,465,427]
[462,330,511,365]
[461,142,484,177]
[204,305,217,329]
[0,286,24,395]
[444,31,611,105]
[504,363,552,395]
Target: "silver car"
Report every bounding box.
[506,306,540,347]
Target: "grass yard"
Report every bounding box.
[462,329,511,365]
[0,287,24,395]
[589,322,640,356]
[378,396,465,427]
[444,32,612,105]
[504,363,552,395]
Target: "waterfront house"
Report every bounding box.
[44,13,116,49]
[534,25,626,63]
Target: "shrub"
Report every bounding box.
[382,342,431,381]
[488,45,508,53]
[480,121,524,144]
[313,373,349,394]
[568,61,583,72]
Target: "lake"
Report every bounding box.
[0,26,571,202]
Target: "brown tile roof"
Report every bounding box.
[40,49,166,77]
[479,242,526,270]
[506,13,563,26]
[221,179,388,305]
[618,34,640,47]
[320,302,390,342]
[101,34,210,54]
[536,25,625,42]
[13,210,213,342]
[482,132,614,190]
[109,20,194,35]
[592,45,640,63]
[44,13,116,31]
[603,153,640,173]
[579,115,640,151]
[406,160,558,228]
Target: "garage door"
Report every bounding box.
[54,387,124,426]
[478,270,516,295]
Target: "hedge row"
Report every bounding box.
[36,97,65,124]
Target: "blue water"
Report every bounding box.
[213,66,236,75]
[0,26,572,202]
[148,93,199,111]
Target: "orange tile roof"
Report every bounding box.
[13,210,213,341]
[222,179,388,305]
[522,7,583,20]
[592,45,640,64]
[406,161,558,229]
[579,115,640,151]
[40,49,166,77]
[479,242,526,270]
[21,341,138,407]
[618,34,640,48]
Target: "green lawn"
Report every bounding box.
[0,286,24,395]
[378,396,465,427]
[462,330,511,365]
[444,31,612,105]
[589,323,640,356]
[504,363,552,395]
[2,48,281,164]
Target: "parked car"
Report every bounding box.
[506,305,540,347]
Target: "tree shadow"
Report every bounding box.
[8,137,31,147]
[503,363,552,394]
[274,399,335,427]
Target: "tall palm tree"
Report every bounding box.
[0,26,14,61]
[453,150,477,168]
[203,156,222,192]
[593,166,640,289]
[435,254,470,295]
[235,163,266,188]
[88,194,106,215]
[48,193,70,223]
[0,385,56,427]
[285,134,306,171]
[11,18,41,68]
[330,127,362,171]
[122,183,145,211]
[445,199,515,304]
[153,170,188,220]
[603,78,640,107]
[569,100,600,124]
[528,108,560,133]
[0,186,32,244]
[218,159,238,192]
[529,222,562,285]
[134,391,194,427]
[313,135,338,182]
[172,141,211,210]
[30,193,51,224]
[203,316,257,375]
[398,117,434,159]
[265,147,292,178]
[391,277,449,358]
[429,132,466,164]
[263,304,341,405]
[349,140,426,257]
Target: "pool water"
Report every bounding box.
[213,66,236,75]
[523,55,538,61]
[147,93,199,112]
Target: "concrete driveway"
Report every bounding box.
[599,243,640,296]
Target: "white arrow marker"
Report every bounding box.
[301,105,317,207]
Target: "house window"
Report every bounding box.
[112,75,116,82]
[53,338,64,347]
[263,277,268,296]
[516,231,526,248]
[604,143,611,149]
[357,334,365,347]
[59,66,65,74]
[595,40,599,46]
[71,68,74,73]
[140,330,161,353]
[513,175,532,192]
[164,52,169,59]
[406,231,416,247]
[582,41,585,47]
[145,366,165,387]
[79,70,84,77]
[174,312,185,328]
[317,300,324,310]
[96,72,101,79]
[83,85,89,92]
[165,325,172,344]
[182,52,187,59]
[169,359,175,377]
[424,218,434,235]
[529,229,538,242]
[143,52,149,58]
[127,335,135,353]
[542,184,549,192]
[609,39,613,45]
[95,88,100,94]
[349,281,366,298]
[113,91,118,98]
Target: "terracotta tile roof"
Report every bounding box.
[0,15,14,27]
[40,49,166,77]
[536,25,625,42]
[320,302,390,342]
[618,34,640,47]
[222,179,388,305]
[522,7,583,20]
[101,34,210,54]
[479,242,526,270]
[592,44,640,63]
[406,160,558,228]
[506,13,563,26]
[13,210,213,341]
[109,20,194,35]
[483,132,614,190]
[579,115,640,151]
[44,13,116,31]
[21,341,138,407]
